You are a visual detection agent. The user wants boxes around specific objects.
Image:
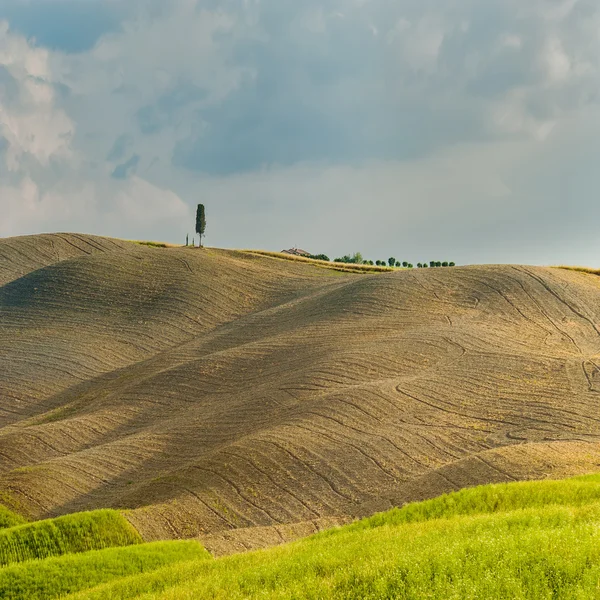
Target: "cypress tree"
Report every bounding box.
[196,204,206,247]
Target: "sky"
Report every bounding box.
[1,0,600,265]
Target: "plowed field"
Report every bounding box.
[2,233,600,553]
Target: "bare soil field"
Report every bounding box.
[2,233,600,553]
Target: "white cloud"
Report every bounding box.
[105,176,190,228]
[0,21,74,170]
[543,36,571,83]
[53,3,251,109]
[386,15,445,72]
[0,11,192,241]
[0,177,40,234]
[519,0,579,22]
[500,34,522,50]
[0,20,48,78]
[490,89,557,140]
[0,174,190,240]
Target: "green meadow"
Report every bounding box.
[0,541,208,600]
[4,475,600,599]
[0,509,141,566]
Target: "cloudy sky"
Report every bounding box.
[1,0,599,265]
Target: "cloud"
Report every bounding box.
[111,154,139,179]
[106,133,132,162]
[0,20,74,170]
[0,13,191,242]
[1,0,600,265]
[149,0,600,174]
[0,173,191,241]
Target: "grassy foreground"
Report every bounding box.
[6,475,600,599]
[75,505,600,600]
[0,509,141,566]
[0,541,208,600]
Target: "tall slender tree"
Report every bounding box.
[195,204,206,247]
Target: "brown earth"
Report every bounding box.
[2,233,600,554]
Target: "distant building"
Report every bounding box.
[281,248,311,257]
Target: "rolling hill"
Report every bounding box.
[2,233,600,555]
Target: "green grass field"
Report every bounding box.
[5,476,600,599]
[0,540,208,600]
[0,505,26,529]
[347,473,600,530]
[0,509,141,566]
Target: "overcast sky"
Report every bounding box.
[1,0,599,265]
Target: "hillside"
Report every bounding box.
[2,233,600,552]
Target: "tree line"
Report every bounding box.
[332,252,455,268]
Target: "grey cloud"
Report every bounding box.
[0,66,19,103]
[136,106,163,135]
[111,155,140,179]
[136,81,209,135]
[166,0,600,175]
[157,80,208,112]
[171,8,389,173]
[106,134,133,162]
[172,93,357,175]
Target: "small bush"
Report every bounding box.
[132,241,168,248]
